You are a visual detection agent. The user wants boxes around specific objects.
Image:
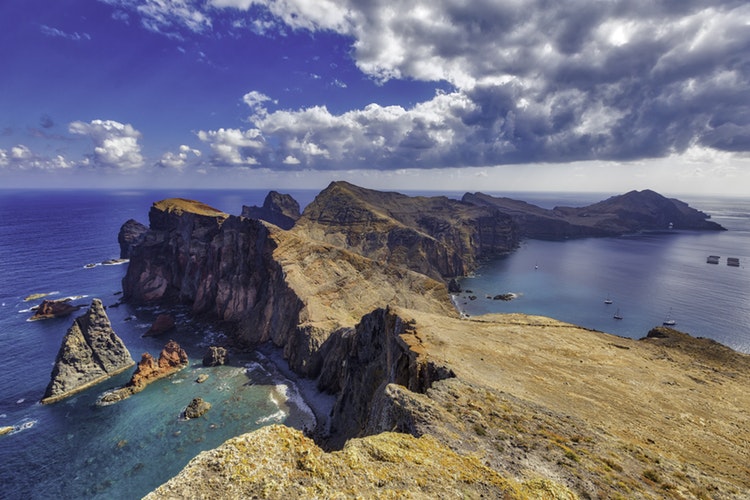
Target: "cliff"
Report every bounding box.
[463,189,725,240]
[41,299,134,404]
[295,181,519,279]
[241,190,300,230]
[122,184,750,498]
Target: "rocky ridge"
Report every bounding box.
[122,184,749,499]
[463,189,724,239]
[41,299,134,404]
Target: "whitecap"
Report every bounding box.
[255,410,286,425]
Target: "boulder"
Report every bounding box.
[202,346,229,367]
[183,397,211,419]
[144,314,176,337]
[41,299,135,404]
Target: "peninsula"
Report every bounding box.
[118,182,744,499]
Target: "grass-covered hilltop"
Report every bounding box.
[119,182,746,499]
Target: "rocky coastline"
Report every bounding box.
[118,183,746,499]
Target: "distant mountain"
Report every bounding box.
[463,189,725,240]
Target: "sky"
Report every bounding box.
[1,0,749,195]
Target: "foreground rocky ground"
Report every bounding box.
[147,311,750,499]
[130,184,747,499]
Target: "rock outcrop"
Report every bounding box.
[29,298,82,321]
[98,340,188,404]
[463,189,725,240]
[118,219,148,258]
[241,191,300,230]
[183,397,211,419]
[41,299,135,404]
[145,425,567,500]
[202,346,229,366]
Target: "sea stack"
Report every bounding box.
[41,299,135,404]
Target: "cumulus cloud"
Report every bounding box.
[157,144,202,169]
[69,119,144,169]
[0,144,74,170]
[107,0,750,168]
[197,128,263,165]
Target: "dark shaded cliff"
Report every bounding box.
[463,189,724,240]
[241,190,300,230]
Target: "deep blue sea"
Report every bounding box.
[0,189,747,498]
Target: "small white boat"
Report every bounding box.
[613,308,623,320]
[604,296,613,305]
[663,308,676,326]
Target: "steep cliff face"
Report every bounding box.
[118,219,148,258]
[314,307,455,447]
[42,299,134,404]
[241,190,300,230]
[295,181,519,279]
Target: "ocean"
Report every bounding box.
[0,189,747,498]
[455,193,750,353]
[0,189,321,499]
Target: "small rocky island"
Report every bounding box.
[98,340,189,405]
[114,182,746,499]
[41,299,134,404]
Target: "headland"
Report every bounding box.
[117,182,746,499]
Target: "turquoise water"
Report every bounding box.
[457,195,750,353]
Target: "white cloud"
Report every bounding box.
[0,145,74,170]
[69,119,144,169]
[197,128,263,165]
[40,25,92,41]
[157,144,202,169]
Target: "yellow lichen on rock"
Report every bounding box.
[145,424,573,499]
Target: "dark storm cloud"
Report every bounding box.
[113,0,750,170]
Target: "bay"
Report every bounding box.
[456,194,750,353]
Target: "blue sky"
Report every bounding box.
[1,0,749,194]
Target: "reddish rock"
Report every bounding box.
[29,299,82,321]
[98,340,188,404]
[144,314,176,337]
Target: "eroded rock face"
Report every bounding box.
[316,308,455,448]
[29,298,82,321]
[41,299,135,404]
[241,191,300,230]
[98,340,188,404]
[118,219,148,258]
[295,181,519,280]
